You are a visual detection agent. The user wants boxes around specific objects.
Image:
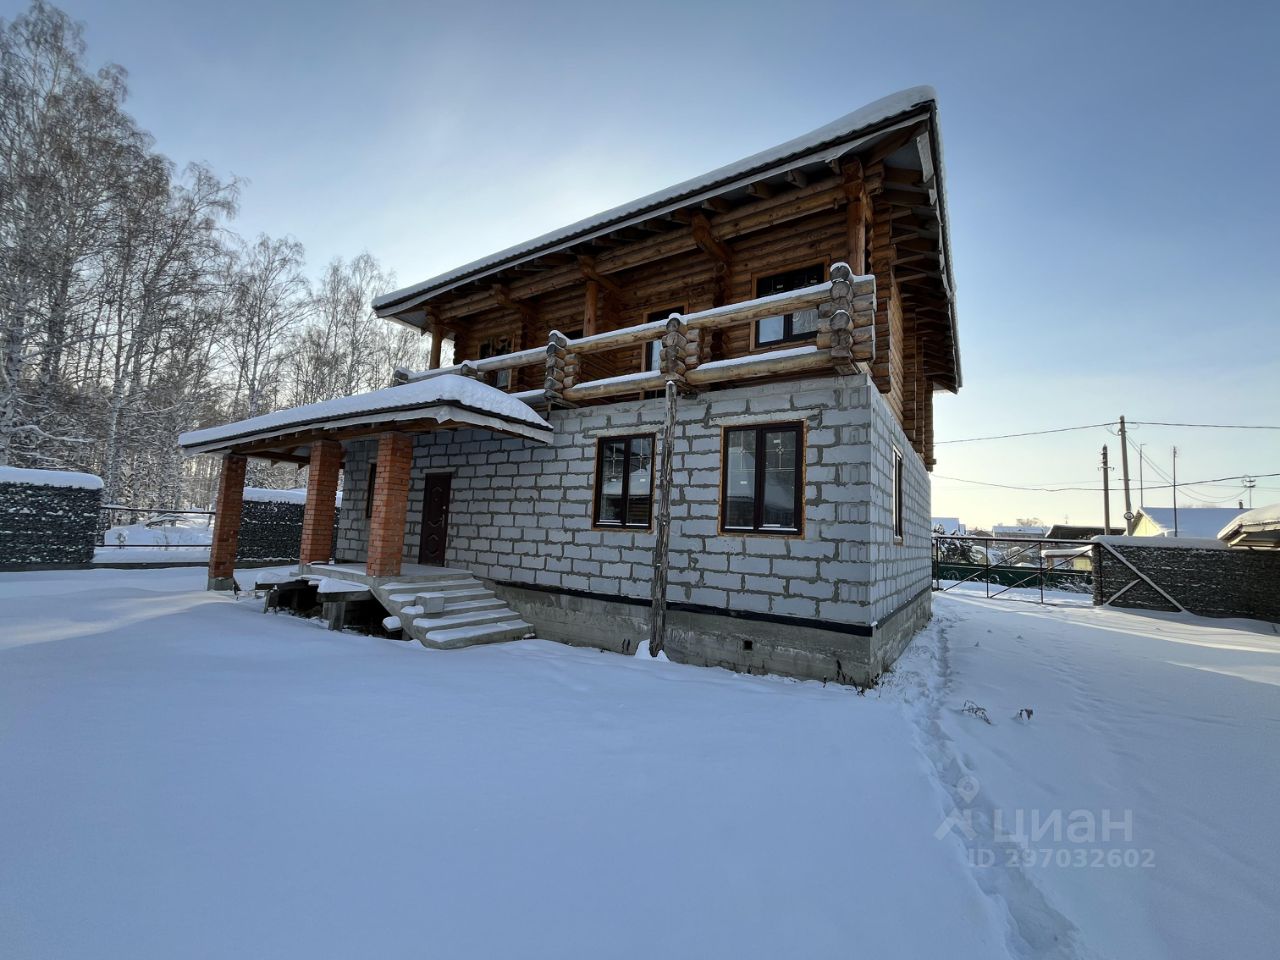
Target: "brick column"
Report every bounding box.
[208,453,248,591]
[300,439,343,566]
[366,432,413,578]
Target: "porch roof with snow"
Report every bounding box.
[178,374,553,459]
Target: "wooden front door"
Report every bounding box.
[418,473,451,566]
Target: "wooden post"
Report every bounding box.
[1118,415,1134,534]
[660,315,689,389]
[1102,445,1111,533]
[584,279,599,337]
[428,316,444,370]
[545,330,570,404]
[649,380,678,657]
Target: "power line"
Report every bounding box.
[934,471,1280,495]
[1130,421,1280,431]
[936,422,1113,445]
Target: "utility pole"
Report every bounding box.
[1172,446,1179,537]
[1101,445,1111,534]
[1118,416,1134,534]
[1244,476,1256,509]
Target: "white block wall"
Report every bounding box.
[337,374,931,628]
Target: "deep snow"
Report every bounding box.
[1,569,1277,959]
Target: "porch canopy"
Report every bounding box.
[179,374,552,589]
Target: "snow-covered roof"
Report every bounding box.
[1135,506,1246,539]
[0,466,103,490]
[992,524,1049,536]
[1217,502,1280,544]
[179,374,553,455]
[374,87,937,314]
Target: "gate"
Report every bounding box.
[932,534,1094,603]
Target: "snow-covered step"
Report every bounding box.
[412,608,522,631]
[416,587,494,605]
[419,619,533,649]
[437,597,506,614]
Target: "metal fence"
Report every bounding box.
[932,535,1095,603]
[98,505,214,550]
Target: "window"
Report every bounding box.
[593,435,655,528]
[478,335,513,389]
[720,422,804,534]
[641,306,684,373]
[892,447,904,540]
[754,264,825,347]
[364,463,377,519]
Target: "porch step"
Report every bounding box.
[419,619,534,649]
[415,587,495,605]
[412,608,521,631]
[437,597,507,613]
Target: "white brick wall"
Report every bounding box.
[336,373,931,628]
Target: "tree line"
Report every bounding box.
[0,1,432,508]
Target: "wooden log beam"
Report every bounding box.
[690,212,733,265]
[577,255,623,297]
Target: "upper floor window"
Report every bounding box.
[478,335,513,389]
[754,264,825,347]
[721,422,804,534]
[593,434,655,528]
[641,306,683,374]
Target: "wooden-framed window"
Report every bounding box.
[892,446,904,541]
[641,306,684,373]
[720,422,804,534]
[478,335,513,389]
[593,434,655,528]
[364,463,377,519]
[753,263,825,347]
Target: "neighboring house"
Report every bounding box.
[179,87,962,685]
[931,516,966,535]
[1044,523,1122,541]
[992,524,1049,538]
[1131,506,1246,539]
[1217,503,1280,549]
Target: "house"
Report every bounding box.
[1130,506,1246,539]
[179,87,961,685]
[992,524,1048,538]
[1217,503,1280,549]
[1044,523,1122,541]
[931,516,966,535]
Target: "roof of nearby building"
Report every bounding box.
[1217,502,1280,547]
[1044,524,1123,540]
[178,374,553,455]
[1135,506,1246,539]
[992,524,1049,537]
[374,87,939,314]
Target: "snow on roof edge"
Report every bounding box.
[373,87,936,312]
[0,466,104,490]
[179,374,552,453]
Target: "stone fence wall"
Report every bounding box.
[0,469,103,567]
[1093,540,1280,622]
[236,491,342,562]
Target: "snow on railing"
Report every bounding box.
[395,263,875,406]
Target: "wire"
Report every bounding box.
[933,471,1280,495]
[936,422,1114,445]
[1130,421,1280,430]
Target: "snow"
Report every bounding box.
[3,566,1277,958]
[310,577,369,595]
[896,588,1280,960]
[374,88,933,312]
[0,465,103,490]
[178,373,554,453]
[0,565,1006,959]
[1218,500,1280,538]
[1135,505,1246,538]
[693,343,819,372]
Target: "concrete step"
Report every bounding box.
[416,587,494,605]
[412,608,521,631]
[419,619,533,649]
[438,597,507,614]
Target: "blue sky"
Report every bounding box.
[33,0,1280,527]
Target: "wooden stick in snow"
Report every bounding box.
[649,379,677,657]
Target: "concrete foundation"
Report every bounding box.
[490,580,932,686]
